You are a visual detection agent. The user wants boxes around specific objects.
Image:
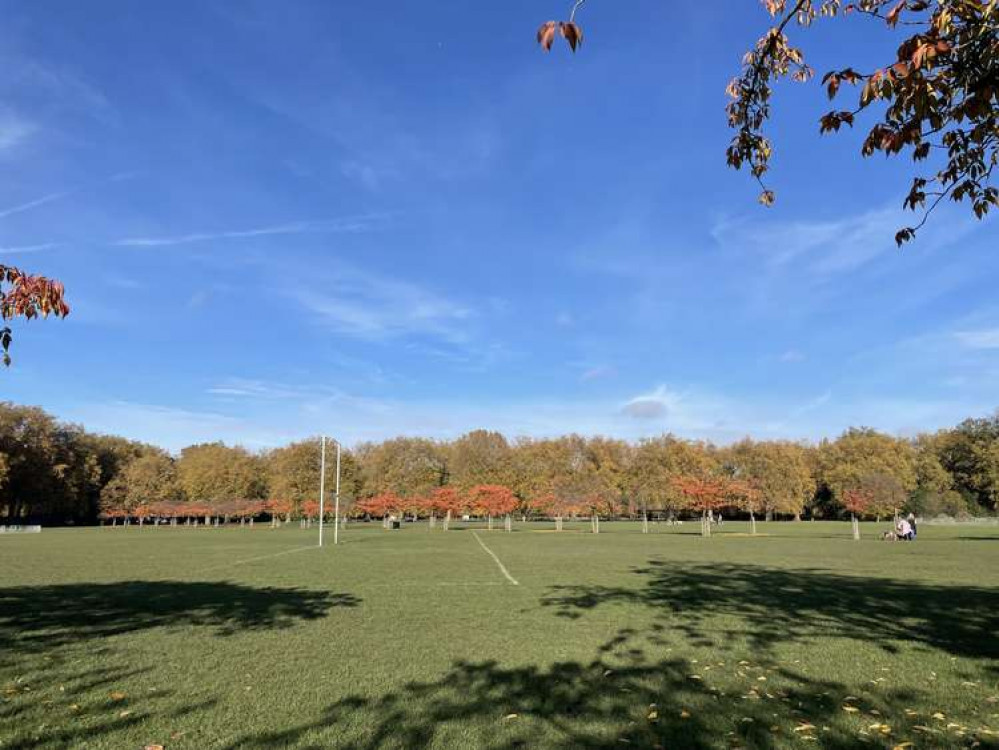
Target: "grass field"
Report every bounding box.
[2,520,998,749]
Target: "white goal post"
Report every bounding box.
[318,435,342,548]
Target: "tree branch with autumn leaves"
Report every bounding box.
[0,264,70,366]
[539,0,999,246]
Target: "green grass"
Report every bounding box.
[2,520,998,749]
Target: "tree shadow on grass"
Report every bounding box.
[541,562,999,660]
[0,580,359,652]
[220,628,991,750]
[0,582,358,749]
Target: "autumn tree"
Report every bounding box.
[727,439,816,520]
[355,437,447,499]
[449,430,514,489]
[0,403,101,523]
[176,442,267,505]
[858,471,909,521]
[841,487,874,539]
[266,437,361,521]
[816,428,917,517]
[538,0,999,245]
[672,476,731,537]
[0,265,69,366]
[467,484,518,532]
[428,487,464,531]
[547,435,625,534]
[526,492,571,531]
[356,492,403,528]
[100,451,182,522]
[627,435,717,526]
[934,415,999,511]
[726,478,765,535]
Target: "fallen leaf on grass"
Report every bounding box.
[892,743,914,750]
[680,709,691,719]
[843,706,860,713]
[109,691,126,702]
[144,745,164,750]
[503,714,518,720]
[931,712,946,721]
[117,710,132,718]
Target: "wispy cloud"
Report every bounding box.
[580,365,617,382]
[293,265,473,343]
[340,160,398,191]
[64,400,292,452]
[713,207,905,277]
[114,214,387,248]
[955,328,999,350]
[0,242,61,255]
[0,112,34,151]
[207,378,330,400]
[0,191,70,219]
[780,349,806,363]
[790,390,832,418]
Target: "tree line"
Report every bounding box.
[1,400,997,526]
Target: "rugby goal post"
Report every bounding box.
[318,435,342,548]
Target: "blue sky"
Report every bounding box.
[1,1,997,451]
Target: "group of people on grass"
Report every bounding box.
[893,513,917,541]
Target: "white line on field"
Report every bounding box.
[201,544,317,572]
[471,531,519,586]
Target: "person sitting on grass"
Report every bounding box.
[896,517,914,541]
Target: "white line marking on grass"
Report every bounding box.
[471,531,519,586]
[200,545,317,572]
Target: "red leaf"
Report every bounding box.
[559,22,583,52]
[536,21,557,51]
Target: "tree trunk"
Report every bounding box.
[701,510,711,537]
[852,513,860,540]
[505,514,512,532]
[642,512,649,534]
[794,512,801,522]
[444,510,451,531]
[555,515,563,532]
[488,515,493,531]
[750,511,757,536]
[429,512,436,530]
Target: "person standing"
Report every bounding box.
[907,512,917,539]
